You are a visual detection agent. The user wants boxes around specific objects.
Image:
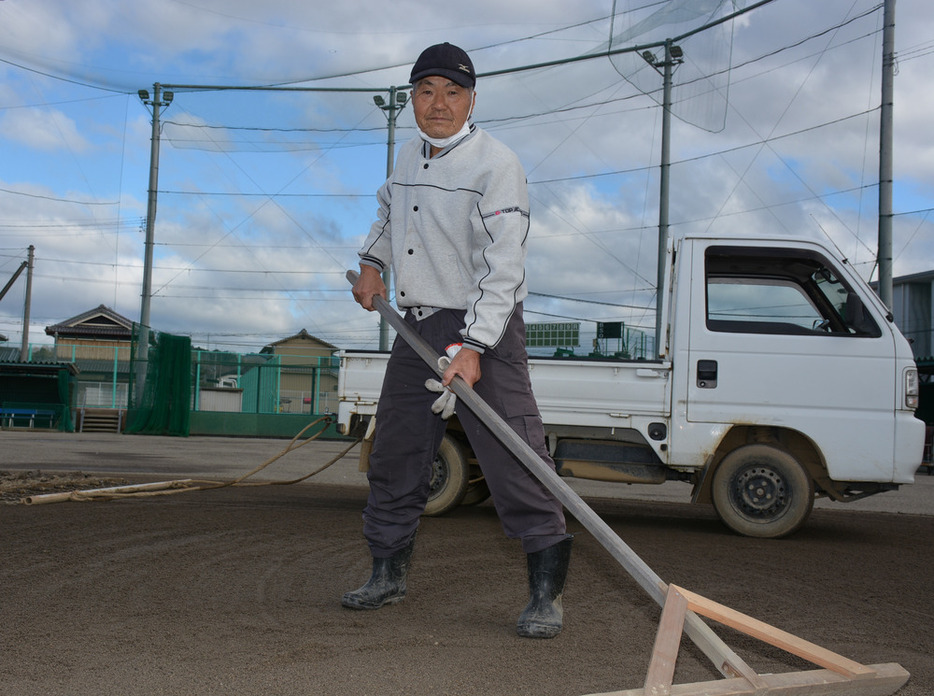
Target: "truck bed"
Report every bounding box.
[337,350,671,433]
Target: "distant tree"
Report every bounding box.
[31,346,56,362]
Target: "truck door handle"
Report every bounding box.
[697,359,718,389]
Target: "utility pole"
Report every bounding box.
[642,41,683,358]
[19,245,34,361]
[373,86,408,350]
[877,0,896,309]
[136,84,173,392]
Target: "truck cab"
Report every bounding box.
[669,236,922,536]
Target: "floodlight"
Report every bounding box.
[642,51,656,65]
[670,45,684,59]
[138,89,150,101]
[373,95,386,107]
[163,91,174,104]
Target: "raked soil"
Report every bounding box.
[2,471,931,696]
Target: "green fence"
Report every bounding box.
[189,349,340,416]
[16,333,340,437]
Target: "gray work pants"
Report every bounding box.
[362,304,567,557]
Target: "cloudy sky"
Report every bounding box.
[0,0,931,354]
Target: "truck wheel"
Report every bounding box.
[423,434,469,517]
[711,444,814,539]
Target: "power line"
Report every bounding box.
[158,190,368,198]
[0,186,120,206]
[898,39,934,63]
[529,108,878,186]
[529,291,654,311]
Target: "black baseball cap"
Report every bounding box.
[409,42,476,88]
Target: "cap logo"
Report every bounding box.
[458,63,470,73]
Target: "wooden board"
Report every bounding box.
[585,662,909,696]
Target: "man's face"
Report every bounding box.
[411,76,475,141]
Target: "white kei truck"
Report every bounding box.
[336,234,925,538]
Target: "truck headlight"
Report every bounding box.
[905,367,919,410]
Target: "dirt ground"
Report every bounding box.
[1,464,932,696]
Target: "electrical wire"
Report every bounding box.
[1,2,923,350]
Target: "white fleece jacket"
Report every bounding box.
[358,127,530,352]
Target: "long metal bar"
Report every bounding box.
[654,42,673,358]
[137,83,163,394]
[345,270,754,683]
[159,84,385,93]
[378,86,401,351]
[19,245,34,361]
[877,0,896,309]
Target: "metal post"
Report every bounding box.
[877,0,896,308]
[377,86,404,351]
[135,83,174,398]
[111,347,119,408]
[386,86,399,178]
[655,42,676,358]
[19,244,34,361]
[194,352,202,413]
[138,83,163,378]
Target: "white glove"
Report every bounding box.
[425,343,462,420]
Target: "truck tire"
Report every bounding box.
[423,433,470,517]
[711,444,814,539]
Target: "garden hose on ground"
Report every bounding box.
[21,416,362,505]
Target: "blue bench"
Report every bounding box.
[0,407,57,429]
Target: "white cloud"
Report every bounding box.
[0,108,92,153]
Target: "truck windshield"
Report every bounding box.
[705,246,881,337]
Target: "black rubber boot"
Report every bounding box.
[516,536,573,639]
[341,535,415,610]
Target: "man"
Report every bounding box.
[345,42,572,639]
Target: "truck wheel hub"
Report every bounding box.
[733,466,786,516]
[429,454,448,496]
